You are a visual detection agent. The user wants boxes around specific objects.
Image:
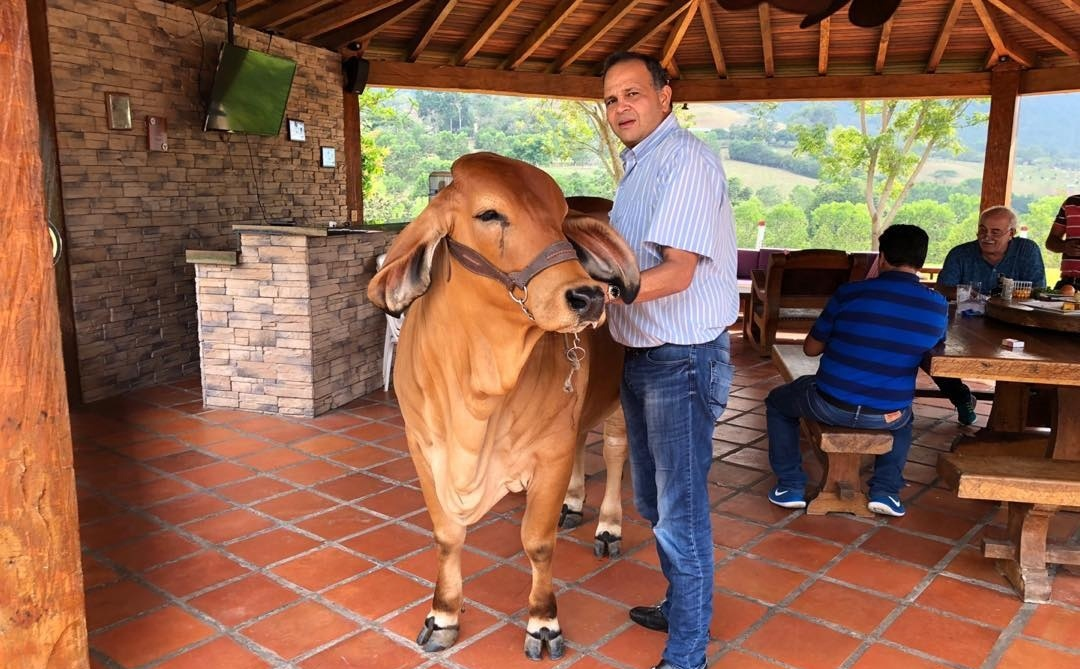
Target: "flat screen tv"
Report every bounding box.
[204,43,296,136]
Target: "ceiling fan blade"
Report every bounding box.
[848,0,902,27]
[770,0,837,13]
[799,0,850,28]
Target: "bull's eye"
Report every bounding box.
[475,209,506,224]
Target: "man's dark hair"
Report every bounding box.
[878,224,929,269]
[601,51,670,90]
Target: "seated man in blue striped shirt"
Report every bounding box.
[765,224,949,517]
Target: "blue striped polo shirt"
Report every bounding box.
[607,114,739,347]
[812,271,949,411]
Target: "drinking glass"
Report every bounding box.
[1000,277,1015,301]
[1013,280,1033,300]
[956,283,972,303]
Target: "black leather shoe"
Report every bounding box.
[629,604,668,632]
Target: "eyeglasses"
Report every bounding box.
[977,226,1011,239]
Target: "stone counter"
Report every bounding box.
[187,225,396,417]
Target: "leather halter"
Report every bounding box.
[445,237,578,319]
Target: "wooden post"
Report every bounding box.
[980,60,1022,211]
[343,86,363,225]
[1,1,89,666]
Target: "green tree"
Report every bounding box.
[794,99,986,249]
[733,197,767,247]
[764,203,810,249]
[756,185,783,207]
[889,199,958,263]
[808,201,872,251]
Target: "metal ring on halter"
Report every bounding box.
[509,284,533,319]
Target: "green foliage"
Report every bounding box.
[888,199,959,263]
[756,185,783,207]
[788,184,815,212]
[733,198,767,247]
[729,140,820,177]
[727,176,753,204]
[809,202,872,251]
[764,203,810,248]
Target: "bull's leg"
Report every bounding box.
[413,464,466,652]
[521,465,573,661]
[560,441,587,530]
[594,406,627,558]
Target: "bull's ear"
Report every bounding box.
[367,196,453,316]
[563,213,641,304]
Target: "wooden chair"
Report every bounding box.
[743,249,867,356]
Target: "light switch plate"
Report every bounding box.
[320,146,336,168]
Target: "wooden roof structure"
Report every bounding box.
[167,0,1080,100]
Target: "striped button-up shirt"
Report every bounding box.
[607,113,739,347]
[1052,194,1080,278]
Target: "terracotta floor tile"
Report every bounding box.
[109,477,198,507]
[118,437,190,460]
[201,436,274,458]
[274,459,350,485]
[254,490,337,520]
[369,457,421,483]
[241,601,356,661]
[184,508,275,543]
[178,462,257,488]
[329,444,402,469]
[189,573,299,626]
[153,636,270,669]
[383,601,499,649]
[80,513,163,550]
[546,538,613,583]
[710,651,784,669]
[149,450,220,474]
[596,626,667,669]
[750,531,844,572]
[466,519,527,559]
[911,487,996,521]
[91,606,216,668]
[100,531,200,572]
[395,545,495,584]
[1023,604,1080,647]
[215,477,296,504]
[860,528,953,568]
[342,523,432,562]
[300,629,425,669]
[580,559,669,606]
[290,433,356,455]
[883,607,1001,667]
[710,592,768,641]
[785,513,873,545]
[850,644,954,669]
[313,471,392,502]
[301,412,370,431]
[148,493,233,525]
[449,624,580,669]
[295,505,382,540]
[251,422,325,445]
[461,564,534,615]
[1052,567,1080,607]
[997,637,1080,669]
[143,551,249,597]
[359,485,427,517]
[344,420,404,442]
[77,495,124,525]
[228,528,321,567]
[271,547,374,591]
[714,556,808,604]
[554,590,631,646]
[715,493,794,525]
[325,569,431,620]
[84,579,167,630]
[743,613,861,669]
[892,508,979,541]
[942,546,1012,589]
[81,553,121,589]
[788,580,895,634]
[710,515,767,549]
[826,551,928,598]
[916,575,1022,628]
[237,446,310,471]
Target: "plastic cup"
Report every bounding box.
[1000,277,1015,301]
[956,283,972,303]
[1013,280,1032,300]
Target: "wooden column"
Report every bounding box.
[343,87,363,225]
[1,1,89,666]
[980,60,1022,210]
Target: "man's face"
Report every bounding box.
[603,60,671,149]
[977,212,1015,257]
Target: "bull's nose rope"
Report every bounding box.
[563,332,584,393]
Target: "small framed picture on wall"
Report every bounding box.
[105,92,132,130]
[287,119,306,142]
[320,147,336,168]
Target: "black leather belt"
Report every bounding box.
[625,344,663,356]
[817,389,891,415]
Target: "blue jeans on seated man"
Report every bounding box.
[621,333,733,669]
[765,375,913,500]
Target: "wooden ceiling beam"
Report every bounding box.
[875,17,893,74]
[986,0,1080,60]
[314,1,423,50]
[453,0,524,66]
[501,0,584,70]
[244,0,337,31]
[369,59,601,99]
[1021,64,1080,93]
[193,0,219,13]
[409,0,457,63]
[661,0,699,71]
[549,0,642,73]
[1064,0,1080,16]
[287,0,403,41]
[970,0,1036,67]
[613,0,694,56]
[927,0,965,73]
[699,0,728,77]
[759,3,774,77]
[818,17,830,76]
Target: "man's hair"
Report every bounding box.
[879,224,929,270]
[979,205,1018,230]
[601,51,670,90]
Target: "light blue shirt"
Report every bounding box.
[607,114,739,347]
[937,237,1046,293]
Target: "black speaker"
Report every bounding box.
[343,56,370,94]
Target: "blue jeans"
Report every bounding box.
[765,375,913,499]
[621,332,733,669]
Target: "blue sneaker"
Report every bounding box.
[768,487,806,509]
[868,495,906,517]
[956,394,977,426]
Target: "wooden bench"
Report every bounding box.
[938,454,1080,602]
[772,345,896,517]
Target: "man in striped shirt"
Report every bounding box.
[765,224,948,518]
[1046,194,1080,290]
[602,51,738,669]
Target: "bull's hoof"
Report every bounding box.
[559,504,583,530]
[594,531,622,558]
[524,627,565,660]
[416,616,459,652]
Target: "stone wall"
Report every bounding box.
[46,0,349,401]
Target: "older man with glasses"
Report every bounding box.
[931,205,1046,424]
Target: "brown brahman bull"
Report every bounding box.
[367,153,639,660]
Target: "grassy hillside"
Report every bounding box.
[723,159,818,194]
